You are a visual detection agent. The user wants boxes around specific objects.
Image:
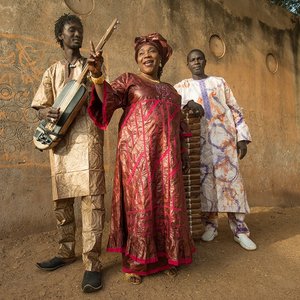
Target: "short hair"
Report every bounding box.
[187,49,206,63]
[54,13,83,48]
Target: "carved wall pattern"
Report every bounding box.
[0,34,58,161]
[64,0,95,16]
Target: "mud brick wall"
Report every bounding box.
[0,0,299,237]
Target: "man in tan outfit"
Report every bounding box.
[31,14,105,293]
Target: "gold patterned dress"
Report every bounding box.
[88,73,195,275]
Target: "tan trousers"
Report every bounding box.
[201,212,250,236]
[54,194,105,271]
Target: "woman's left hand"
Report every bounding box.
[182,152,190,174]
[87,41,103,77]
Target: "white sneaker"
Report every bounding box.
[201,226,218,242]
[234,234,257,251]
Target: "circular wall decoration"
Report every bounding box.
[64,0,95,16]
[0,84,14,101]
[209,34,226,59]
[266,53,278,74]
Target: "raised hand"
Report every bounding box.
[87,41,104,77]
[182,152,190,174]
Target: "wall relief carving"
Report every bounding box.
[64,0,95,16]
[266,53,278,74]
[0,34,57,158]
[209,34,226,59]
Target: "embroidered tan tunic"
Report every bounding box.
[32,58,105,200]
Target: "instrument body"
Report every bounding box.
[33,18,119,150]
[33,81,87,150]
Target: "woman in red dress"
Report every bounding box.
[87,33,195,284]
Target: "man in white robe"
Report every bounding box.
[175,49,256,250]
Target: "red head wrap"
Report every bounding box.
[134,33,173,67]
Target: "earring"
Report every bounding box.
[159,61,163,68]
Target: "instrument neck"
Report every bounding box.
[73,18,119,85]
[76,63,90,84]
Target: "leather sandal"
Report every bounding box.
[36,256,76,271]
[164,267,178,278]
[125,273,142,285]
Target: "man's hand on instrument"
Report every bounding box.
[38,107,60,121]
[186,100,205,117]
[88,41,103,77]
[237,140,248,160]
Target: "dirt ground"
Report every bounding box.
[0,206,299,300]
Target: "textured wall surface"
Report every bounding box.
[0,0,299,237]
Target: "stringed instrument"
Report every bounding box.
[33,18,119,150]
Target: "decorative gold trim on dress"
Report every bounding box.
[139,73,161,83]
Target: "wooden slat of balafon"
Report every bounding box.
[189,161,201,168]
[185,188,200,193]
[187,124,200,131]
[188,214,202,220]
[185,168,201,175]
[187,208,202,214]
[189,130,200,136]
[188,156,200,162]
[185,158,201,165]
[185,197,202,203]
[184,186,201,193]
[183,178,201,185]
[184,185,201,190]
[190,219,202,225]
[185,171,201,177]
[185,197,201,203]
[186,203,201,209]
[186,202,200,209]
[183,173,201,180]
[184,179,201,186]
[183,177,201,183]
[187,148,200,155]
[188,211,202,217]
[185,190,201,197]
[189,224,202,231]
[185,135,201,142]
[185,137,200,148]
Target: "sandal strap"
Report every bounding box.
[125,273,142,285]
